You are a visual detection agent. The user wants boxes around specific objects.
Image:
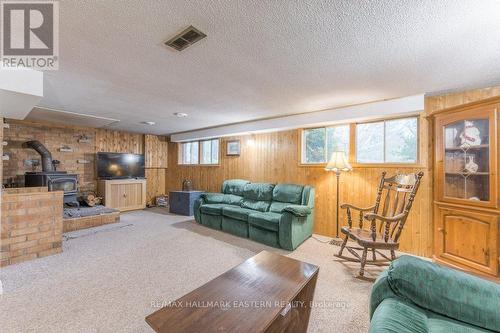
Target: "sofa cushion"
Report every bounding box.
[221,179,250,196]
[222,206,255,221]
[301,186,314,206]
[387,255,500,332]
[222,194,243,206]
[242,183,275,201]
[272,183,303,204]
[248,212,281,232]
[241,199,271,212]
[202,193,225,204]
[200,203,228,216]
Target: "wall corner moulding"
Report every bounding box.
[170,94,425,142]
[0,69,44,119]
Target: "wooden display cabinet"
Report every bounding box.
[433,98,499,278]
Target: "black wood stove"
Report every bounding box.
[24,140,79,205]
[25,171,78,204]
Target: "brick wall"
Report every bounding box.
[1,118,169,205]
[2,120,97,193]
[63,211,120,233]
[2,119,146,195]
[1,189,63,267]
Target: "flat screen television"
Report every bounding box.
[97,152,145,179]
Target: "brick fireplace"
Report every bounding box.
[0,187,63,267]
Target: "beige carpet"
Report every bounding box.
[0,208,386,332]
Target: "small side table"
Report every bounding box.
[169,191,204,216]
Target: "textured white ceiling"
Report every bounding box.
[36,0,500,134]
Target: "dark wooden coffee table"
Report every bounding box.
[145,251,319,333]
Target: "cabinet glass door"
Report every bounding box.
[443,119,490,201]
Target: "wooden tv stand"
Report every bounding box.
[97,178,146,212]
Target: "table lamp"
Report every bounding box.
[325,151,352,245]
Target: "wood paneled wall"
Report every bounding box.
[165,122,433,256]
[165,86,500,257]
[95,128,144,155]
[3,85,499,258]
[146,168,166,205]
[145,135,168,168]
[425,86,500,114]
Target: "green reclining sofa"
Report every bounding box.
[370,255,500,333]
[193,179,315,250]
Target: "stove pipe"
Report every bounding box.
[24,140,55,172]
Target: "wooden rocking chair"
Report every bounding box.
[336,171,424,277]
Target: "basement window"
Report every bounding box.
[356,117,418,164]
[178,139,219,165]
[301,124,350,164]
[200,139,219,165]
[179,141,199,165]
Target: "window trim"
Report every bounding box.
[298,115,421,167]
[178,141,199,166]
[300,123,351,165]
[199,138,220,166]
[354,116,420,166]
[178,139,220,166]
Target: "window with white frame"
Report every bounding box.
[178,139,219,165]
[356,117,418,163]
[301,124,350,164]
[179,141,199,165]
[200,139,219,164]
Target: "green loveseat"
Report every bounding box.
[370,255,500,333]
[193,179,315,250]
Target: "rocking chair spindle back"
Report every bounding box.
[336,171,424,277]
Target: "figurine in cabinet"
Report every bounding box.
[459,120,482,147]
[464,155,479,173]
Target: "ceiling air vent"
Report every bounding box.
[165,26,206,51]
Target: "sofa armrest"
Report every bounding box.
[386,255,500,332]
[193,197,205,223]
[282,205,311,217]
[278,210,314,250]
[369,270,397,319]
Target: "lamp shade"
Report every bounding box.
[325,151,352,172]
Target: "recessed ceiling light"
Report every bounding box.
[174,112,188,118]
[141,121,156,125]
